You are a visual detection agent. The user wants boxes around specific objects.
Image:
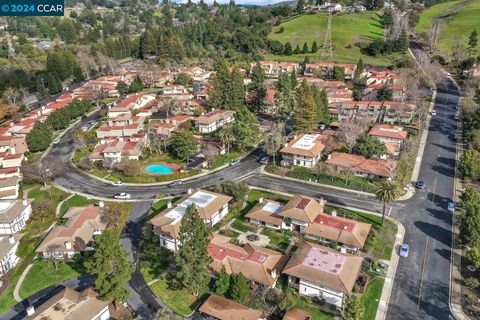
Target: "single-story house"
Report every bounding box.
[325,152,397,179]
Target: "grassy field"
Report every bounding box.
[149,276,199,316]
[416,0,480,55]
[59,195,98,216]
[267,12,397,66]
[361,277,385,320]
[19,259,85,299]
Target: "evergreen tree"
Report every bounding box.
[232,107,259,151]
[377,87,393,101]
[382,8,394,28]
[333,66,345,81]
[311,41,319,53]
[117,82,129,96]
[73,65,84,83]
[354,58,364,81]
[26,122,53,152]
[296,0,305,12]
[293,44,301,54]
[315,88,329,124]
[284,42,293,55]
[229,273,250,303]
[215,266,231,296]
[396,28,408,53]
[47,72,62,95]
[175,205,212,296]
[302,42,309,54]
[354,136,387,158]
[293,80,317,133]
[84,230,134,303]
[208,58,230,109]
[128,75,143,93]
[227,67,246,110]
[275,72,296,115]
[468,29,479,55]
[168,131,198,161]
[248,62,266,113]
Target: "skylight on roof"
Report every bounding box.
[164,191,217,224]
[263,202,283,213]
[292,134,319,150]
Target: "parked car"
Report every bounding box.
[319,124,326,130]
[259,156,270,165]
[454,113,459,120]
[112,181,123,187]
[448,202,455,212]
[81,115,88,120]
[229,159,240,166]
[416,181,425,189]
[88,120,96,126]
[81,126,89,132]
[114,193,131,200]
[168,180,183,188]
[52,138,60,145]
[399,244,409,257]
[431,110,437,116]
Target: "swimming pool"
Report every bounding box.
[145,164,175,175]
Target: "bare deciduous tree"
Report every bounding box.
[22,156,62,188]
[77,50,98,81]
[101,203,123,228]
[202,142,219,167]
[264,122,286,165]
[86,86,109,108]
[426,20,443,53]
[72,130,87,150]
[338,119,369,153]
[3,87,26,105]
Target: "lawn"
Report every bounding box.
[210,151,243,169]
[149,276,199,316]
[59,195,98,216]
[261,228,291,252]
[277,166,376,193]
[361,277,385,320]
[416,0,480,55]
[231,219,256,233]
[27,185,68,209]
[284,288,335,320]
[267,12,397,66]
[19,258,85,300]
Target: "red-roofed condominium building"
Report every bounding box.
[148,189,232,252]
[36,206,107,259]
[280,134,325,168]
[283,241,363,307]
[245,195,371,252]
[208,234,289,288]
[326,152,397,179]
[195,109,235,133]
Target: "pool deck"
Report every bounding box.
[142,162,181,175]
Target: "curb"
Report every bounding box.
[258,167,375,197]
[375,218,405,320]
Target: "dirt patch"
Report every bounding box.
[315,31,325,38]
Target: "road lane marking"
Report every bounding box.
[418,236,430,311]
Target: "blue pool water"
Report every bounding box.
[145,164,174,175]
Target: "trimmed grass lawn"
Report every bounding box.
[149,276,198,316]
[267,12,397,66]
[285,288,335,320]
[27,186,68,209]
[361,277,385,320]
[261,228,291,252]
[416,0,480,55]
[59,195,98,216]
[211,151,243,169]
[19,259,85,300]
[231,219,256,233]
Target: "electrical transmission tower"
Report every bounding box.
[320,12,333,62]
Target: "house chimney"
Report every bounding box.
[187,188,192,195]
[64,241,72,250]
[331,210,337,217]
[26,306,35,316]
[8,236,15,244]
[167,201,172,208]
[258,197,264,204]
[271,269,277,279]
[99,201,104,208]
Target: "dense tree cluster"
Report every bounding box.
[293,79,329,133]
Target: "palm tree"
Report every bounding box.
[219,124,235,156]
[375,180,401,224]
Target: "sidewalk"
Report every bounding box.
[13,263,33,302]
[375,218,405,320]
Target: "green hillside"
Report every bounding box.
[416,0,480,55]
[267,12,397,66]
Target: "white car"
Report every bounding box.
[52,138,60,145]
[81,126,89,132]
[111,181,123,187]
[114,193,131,200]
[431,110,436,116]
